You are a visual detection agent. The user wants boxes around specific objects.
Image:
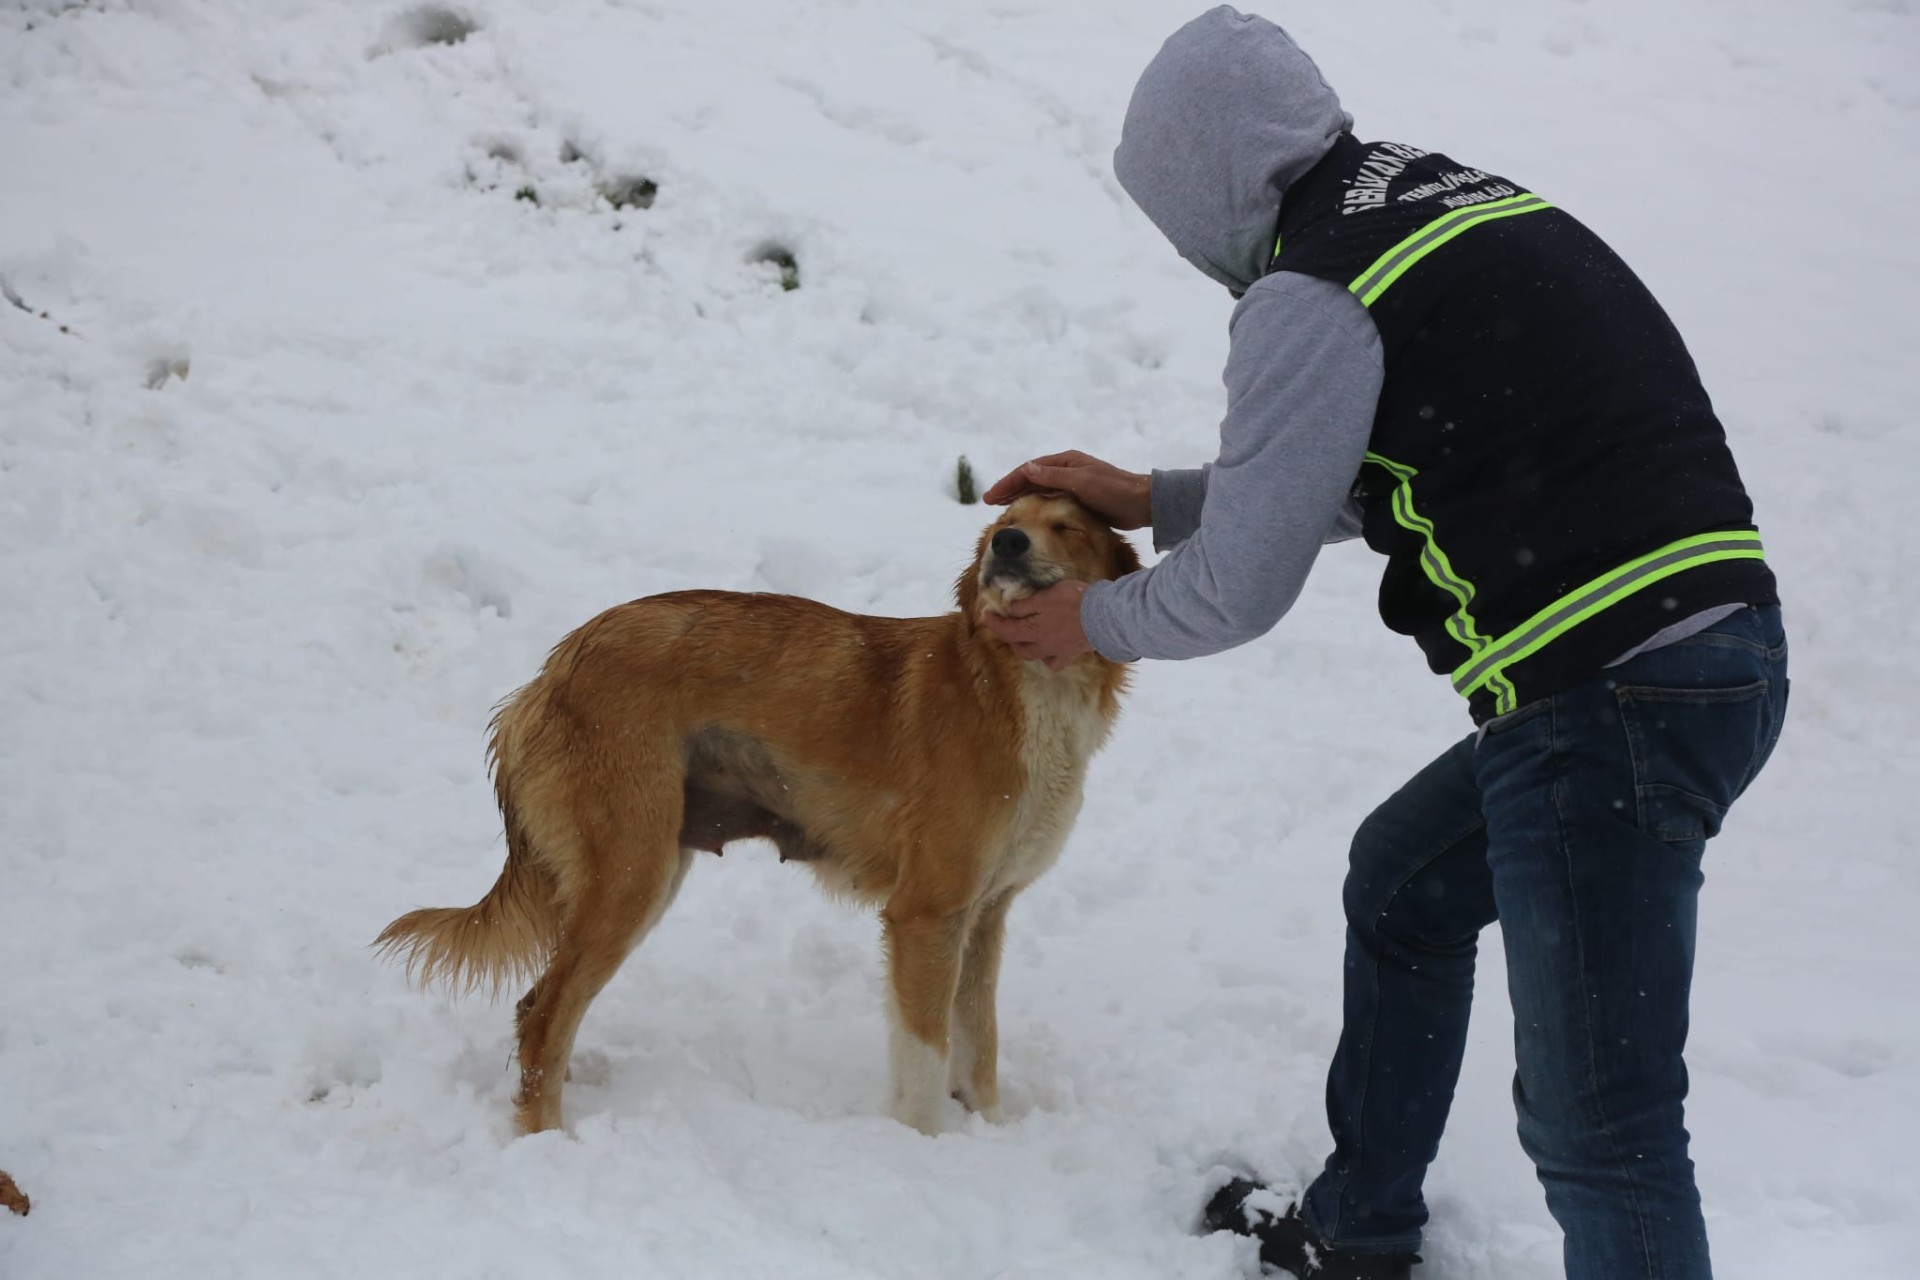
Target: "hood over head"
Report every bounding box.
[1114,6,1352,291]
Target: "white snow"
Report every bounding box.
[2,1,1915,1276]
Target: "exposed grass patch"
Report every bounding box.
[598,175,658,210]
[399,5,478,48]
[751,243,801,292]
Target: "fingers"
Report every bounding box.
[981,451,1098,505]
[1019,461,1080,490]
[980,461,1062,505]
[980,612,1038,660]
[980,468,1033,505]
[980,583,1091,669]
[1026,450,1095,469]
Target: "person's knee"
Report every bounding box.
[1342,735,1493,947]
[1512,1058,1690,1175]
[1341,809,1406,936]
[1343,814,1492,950]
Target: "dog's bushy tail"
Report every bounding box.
[376,701,561,995]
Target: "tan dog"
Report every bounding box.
[378,494,1139,1135]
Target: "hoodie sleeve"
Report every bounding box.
[1080,271,1382,662]
[1151,466,1364,549]
[1147,466,1211,552]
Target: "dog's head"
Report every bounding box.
[957,493,1143,621]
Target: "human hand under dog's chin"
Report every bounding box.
[982,581,1093,671]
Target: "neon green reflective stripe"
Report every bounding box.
[1364,451,1415,483]
[1349,193,1553,307]
[1364,452,1498,672]
[1452,531,1767,700]
[1389,485,1482,631]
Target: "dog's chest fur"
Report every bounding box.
[990,666,1113,895]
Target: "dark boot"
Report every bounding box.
[1203,1179,1419,1279]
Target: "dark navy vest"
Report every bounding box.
[1271,135,1777,721]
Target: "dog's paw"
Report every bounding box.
[969,1101,1008,1126]
[950,1088,1006,1124]
[890,1095,947,1136]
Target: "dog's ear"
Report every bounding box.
[954,527,989,619]
[1108,529,1143,580]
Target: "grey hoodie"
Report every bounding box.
[1079,7,1383,663]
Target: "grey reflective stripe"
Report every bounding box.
[1451,531,1766,699]
[1349,193,1552,307]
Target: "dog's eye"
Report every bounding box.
[1051,522,1079,536]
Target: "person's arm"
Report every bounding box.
[1145,462,1360,552]
[1078,273,1382,662]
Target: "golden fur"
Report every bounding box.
[377,494,1139,1135]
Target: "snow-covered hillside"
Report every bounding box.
[2,1,1915,1276]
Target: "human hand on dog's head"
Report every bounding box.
[982,450,1152,531]
[982,581,1093,672]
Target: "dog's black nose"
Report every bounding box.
[991,528,1030,558]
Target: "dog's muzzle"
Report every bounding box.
[980,527,1061,597]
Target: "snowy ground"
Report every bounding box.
[3,1,1916,1276]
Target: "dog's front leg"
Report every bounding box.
[880,901,969,1135]
[949,890,1014,1122]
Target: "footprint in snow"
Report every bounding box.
[1757,1030,1898,1081]
[372,5,479,57]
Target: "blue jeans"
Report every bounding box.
[1300,605,1788,1279]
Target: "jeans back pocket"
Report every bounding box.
[1614,680,1773,843]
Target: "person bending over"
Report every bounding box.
[983,8,1787,1279]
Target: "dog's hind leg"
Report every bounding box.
[948,890,1015,1122]
[881,898,970,1135]
[511,788,693,1135]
